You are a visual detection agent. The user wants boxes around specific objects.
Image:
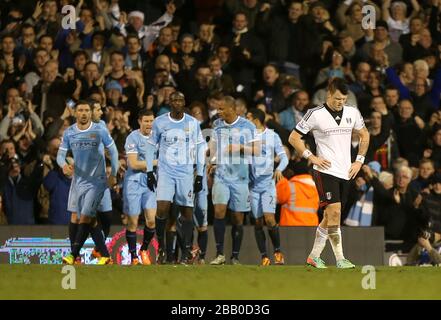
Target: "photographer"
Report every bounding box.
[407,173,441,266]
[2,157,43,225]
[0,88,44,141]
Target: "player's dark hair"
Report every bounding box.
[138,109,154,119]
[75,100,92,109]
[248,108,265,125]
[328,77,348,95]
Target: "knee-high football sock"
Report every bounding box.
[197,230,208,259]
[213,218,226,256]
[328,226,344,261]
[254,226,267,258]
[155,216,167,251]
[231,225,244,260]
[125,229,137,260]
[165,230,177,262]
[267,224,281,253]
[98,211,112,239]
[141,226,155,251]
[90,225,110,257]
[72,223,91,258]
[69,222,78,252]
[309,226,328,258]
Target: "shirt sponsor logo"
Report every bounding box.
[323,128,352,135]
[71,141,99,149]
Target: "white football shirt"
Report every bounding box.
[295,104,365,180]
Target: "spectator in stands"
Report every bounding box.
[125,34,147,72]
[175,34,199,80]
[1,35,24,78]
[254,64,286,113]
[42,138,70,225]
[148,26,178,62]
[224,11,265,99]
[208,55,235,95]
[118,3,175,52]
[349,61,371,95]
[407,172,441,265]
[32,60,76,121]
[400,16,425,61]
[382,0,421,43]
[79,61,102,100]
[362,20,403,68]
[411,76,437,121]
[24,47,50,96]
[190,101,210,130]
[278,90,310,132]
[314,49,350,88]
[234,98,248,118]
[362,164,419,252]
[424,125,441,170]
[336,0,380,43]
[410,159,436,194]
[257,1,306,65]
[366,109,399,171]
[224,0,266,31]
[0,90,44,141]
[2,157,42,225]
[85,31,110,72]
[394,99,426,167]
[384,85,401,120]
[26,0,61,40]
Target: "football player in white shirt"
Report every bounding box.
[289,78,370,269]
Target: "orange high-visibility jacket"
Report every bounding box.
[276,174,319,226]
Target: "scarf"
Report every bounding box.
[345,186,374,226]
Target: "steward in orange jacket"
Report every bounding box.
[276,174,319,226]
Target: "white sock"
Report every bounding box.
[328,226,345,261]
[309,226,328,258]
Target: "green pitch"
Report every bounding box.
[0,265,440,300]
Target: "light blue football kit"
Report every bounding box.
[67,120,113,213]
[123,129,157,215]
[147,113,205,207]
[57,122,118,217]
[250,128,288,218]
[211,116,256,212]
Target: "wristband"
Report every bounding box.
[356,155,365,163]
[302,149,313,159]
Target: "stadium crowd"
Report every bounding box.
[0,0,440,262]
